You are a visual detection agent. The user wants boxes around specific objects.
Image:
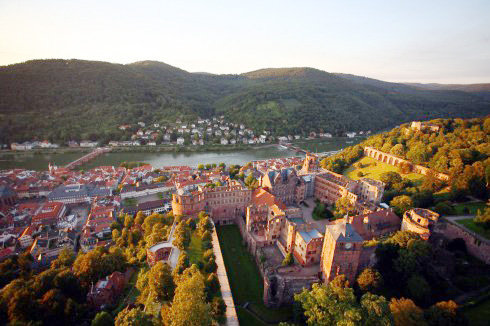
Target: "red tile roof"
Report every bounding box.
[32,202,65,224]
[251,188,286,210]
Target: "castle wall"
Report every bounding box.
[263,269,320,308]
[358,246,376,272]
[314,174,348,205]
[236,216,322,308]
[441,219,490,264]
[236,215,272,259]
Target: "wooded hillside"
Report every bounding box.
[0,60,489,143]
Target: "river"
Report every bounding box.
[0,137,364,171]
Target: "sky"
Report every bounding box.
[0,0,489,83]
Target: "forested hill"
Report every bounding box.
[404,82,490,93]
[321,117,490,206]
[0,59,489,143]
[403,82,490,101]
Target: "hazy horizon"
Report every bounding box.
[1,0,489,84]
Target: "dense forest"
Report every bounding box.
[0,59,489,143]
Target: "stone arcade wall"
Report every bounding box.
[364,147,449,181]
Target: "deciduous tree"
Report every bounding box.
[91,311,114,326]
[51,247,75,269]
[115,308,154,326]
[390,195,413,216]
[360,293,394,326]
[389,298,427,326]
[148,262,175,302]
[357,268,383,293]
[295,276,362,325]
[424,300,467,326]
[173,223,191,250]
[166,266,212,326]
[335,196,355,217]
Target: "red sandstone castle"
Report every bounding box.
[171,154,401,289]
[172,178,251,225]
[169,152,446,307]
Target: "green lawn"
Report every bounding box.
[463,297,490,326]
[216,225,292,325]
[344,156,423,183]
[456,218,490,240]
[452,202,487,216]
[236,307,268,326]
[187,233,204,265]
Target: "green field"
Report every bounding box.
[463,297,490,326]
[216,225,292,325]
[456,218,490,240]
[236,307,268,326]
[344,156,424,182]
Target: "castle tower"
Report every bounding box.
[286,221,297,252]
[320,222,363,284]
[301,152,319,174]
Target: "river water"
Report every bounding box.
[0,137,364,171]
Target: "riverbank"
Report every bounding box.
[0,147,92,155]
[0,137,360,171]
[1,136,364,156]
[0,146,300,171]
[0,143,274,155]
[109,143,275,153]
[292,136,366,152]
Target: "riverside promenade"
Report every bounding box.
[211,226,239,326]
